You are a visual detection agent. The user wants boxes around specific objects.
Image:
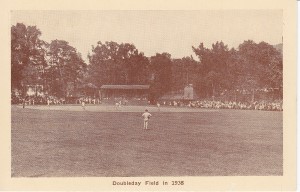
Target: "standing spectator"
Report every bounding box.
[81,100,86,110]
[22,98,25,109]
[157,102,160,111]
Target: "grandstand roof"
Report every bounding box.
[100,85,150,90]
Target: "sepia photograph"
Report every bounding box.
[1,0,296,190]
[11,10,284,177]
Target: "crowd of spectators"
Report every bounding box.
[12,94,104,106]
[12,93,283,111]
[158,100,283,111]
[12,95,48,105]
[102,97,148,105]
[77,97,101,105]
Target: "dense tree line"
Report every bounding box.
[12,23,87,98]
[11,23,283,101]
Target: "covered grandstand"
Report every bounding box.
[100,85,150,105]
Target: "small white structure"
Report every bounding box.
[183,84,194,100]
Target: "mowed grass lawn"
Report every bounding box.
[11,106,282,177]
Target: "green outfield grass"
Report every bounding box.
[11,106,282,177]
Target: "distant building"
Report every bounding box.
[100,85,150,100]
[183,84,194,100]
[25,85,44,96]
[160,84,197,101]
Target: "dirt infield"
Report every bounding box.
[11,106,282,177]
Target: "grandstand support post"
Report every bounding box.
[252,89,255,102]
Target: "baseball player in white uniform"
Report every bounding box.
[142,109,152,130]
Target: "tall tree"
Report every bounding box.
[46,40,87,97]
[88,41,150,87]
[11,23,47,91]
[149,53,173,102]
[236,40,283,89]
[192,41,233,97]
[171,56,199,91]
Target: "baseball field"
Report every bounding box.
[11,105,282,177]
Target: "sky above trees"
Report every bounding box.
[11,10,282,62]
